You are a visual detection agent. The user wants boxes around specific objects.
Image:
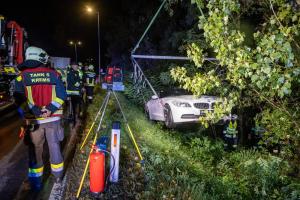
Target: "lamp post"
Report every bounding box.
[86,6,101,82]
[69,41,82,63]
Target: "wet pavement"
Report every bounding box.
[0,104,82,200]
[0,106,23,159]
[0,106,28,200]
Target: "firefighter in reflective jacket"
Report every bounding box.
[84,64,96,103]
[66,62,82,125]
[78,62,85,109]
[223,120,238,150]
[14,46,67,188]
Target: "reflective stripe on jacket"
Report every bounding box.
[66,68,82,95]
[85,71,96,86]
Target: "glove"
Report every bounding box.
[40,108,52,118]
[75,82,80,87]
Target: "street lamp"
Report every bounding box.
[86,5,101,81]
[69,40,82,63]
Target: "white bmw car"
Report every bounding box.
[145,91,219,128]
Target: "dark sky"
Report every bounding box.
[1,0,119,65]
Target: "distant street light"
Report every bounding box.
[86,6,93,13]
[69,40,82,63]
[86,5,101,81]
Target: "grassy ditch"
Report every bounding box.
[118,94,300,200]
[64,88,300,200]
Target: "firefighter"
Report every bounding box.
[223,120,238,150]
[77,62,85,109]
[84,64,96,103]
[14,46,67,189]
[66,62,83,126]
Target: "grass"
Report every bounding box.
[64,88,300,200]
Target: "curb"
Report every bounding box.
[48,174,68,200]
[48,121,82,199]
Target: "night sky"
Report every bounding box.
[0,0,129,65]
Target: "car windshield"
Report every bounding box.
[159,88,191,98]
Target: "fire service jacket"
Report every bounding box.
[84,71,96,87]
[14,66,67,124]
[66,68,82,95]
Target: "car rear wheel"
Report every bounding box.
[164,104,175,128]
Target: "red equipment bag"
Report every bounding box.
[90,149,105,194]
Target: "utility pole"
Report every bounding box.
[97,11,101,82]
[86,5,101,82]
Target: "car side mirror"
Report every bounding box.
[151,95,159,100]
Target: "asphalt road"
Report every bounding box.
[0,107,23,159]
[0,104,77,200]
[0,106,28,200]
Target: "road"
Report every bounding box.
[0,106,23,159]
[0,106,28,200]
[0,105,79,200]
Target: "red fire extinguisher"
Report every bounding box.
[90,147,105,194]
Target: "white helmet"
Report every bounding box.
[88,65,94,70]
[25,46,49,64]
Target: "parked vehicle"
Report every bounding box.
[145,89,219,128]
[102,66,124,91]
[0,15,26,110]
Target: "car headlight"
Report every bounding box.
[172,101,191,107]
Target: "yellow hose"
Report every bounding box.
[126,124,143,161]
[80,121,95,150]
[80,92,110,150]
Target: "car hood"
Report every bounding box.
[162,95,218,102]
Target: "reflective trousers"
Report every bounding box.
[28,120,64,179]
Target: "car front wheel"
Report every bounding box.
[164,104,175,128]
[144,106,151,120]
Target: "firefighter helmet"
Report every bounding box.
[25,46,49,64]
[88,65,94,71]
